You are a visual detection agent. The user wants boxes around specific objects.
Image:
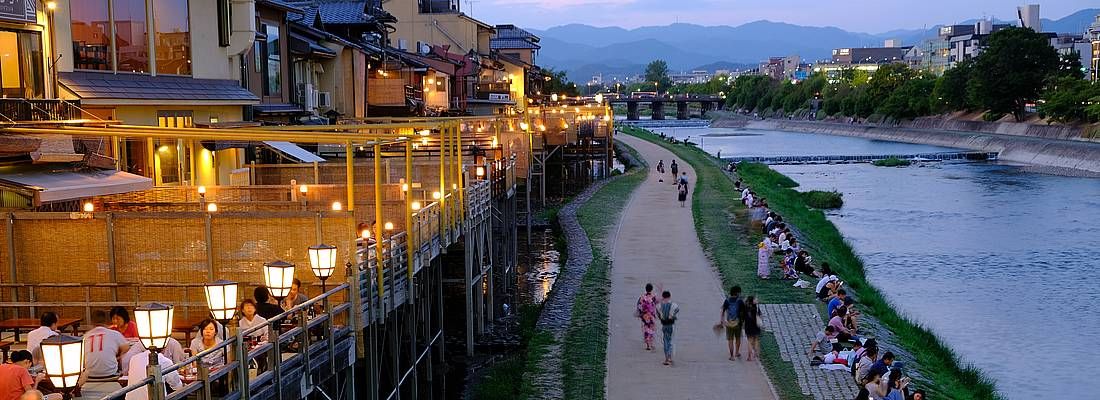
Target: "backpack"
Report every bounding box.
[723,297,743,323]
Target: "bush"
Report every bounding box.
[800,190,843,209]
[872,157,912,167]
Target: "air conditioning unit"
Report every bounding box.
[318,91,332,108]
[419,43,431,55]
[398,39,408,50]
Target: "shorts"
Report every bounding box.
[725,323,742,340]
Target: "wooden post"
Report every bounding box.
[405,141,414,284]
[346,142,355,212]
[439,125,447,232]
[456,124,465,222]
[107,213,118,301]
[204,212,214,281]
[373,143,384,299]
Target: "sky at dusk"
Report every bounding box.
[466,0,1089,33]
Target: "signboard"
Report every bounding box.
[488,93,510,101]
[0,0,34,24]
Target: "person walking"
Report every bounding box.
[743,296,763,361]
[719,286,745,360]
[635,284,659,351]
[669,160,678,181]
[654,291,679,366]
[677,184,688,207]
[656,160,665,182]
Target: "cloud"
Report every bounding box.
[486,0,637,10]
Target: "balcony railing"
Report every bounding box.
[0,99,82,123]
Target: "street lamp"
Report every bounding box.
[40,335,83,390]
[308,244,338,293]
[134,303,174,351]
[263,260,296,301]
[203,279,238,322]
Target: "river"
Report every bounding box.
[653,126,1100,400]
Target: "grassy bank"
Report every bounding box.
[471,304,549,399]
[562,144,648,400]
[800,190,844,209]
[622,126,1000,400]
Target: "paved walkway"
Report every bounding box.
[761,304,860,400]
[606,135,776,400]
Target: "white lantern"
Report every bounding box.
[308,244,338,281]
[204,280,238,322]
[264,260,296,299]
[40,335,83,389]
[134,303,174,350]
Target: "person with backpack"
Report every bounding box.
[719,285,745,360]
[669,160,679,180]
[654,291,679,366]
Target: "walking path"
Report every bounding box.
[606,135,776,400]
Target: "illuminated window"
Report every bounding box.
[71,0,192,75]
[262,23,281,96]
[0,30,43,98]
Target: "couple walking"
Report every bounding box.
[635,284,761,366]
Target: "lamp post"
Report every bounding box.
[40,335,83,395]
[203,279,238,339]
[134,303,174,400]
[308,244,337,293]
[263,260,296,303]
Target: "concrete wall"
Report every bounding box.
[720,119,1100,173]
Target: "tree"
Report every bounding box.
[968,27,1060,121]
[1039,77,1100,123]
[1054,52,1085,80]
[542,68,580,96]
[644,60,672,91]
[932,59,974,112]
[878,74,936,120]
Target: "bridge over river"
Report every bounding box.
[609,95,725,120]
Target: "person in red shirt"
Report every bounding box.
[109,307,138,339]
[0,351,44,400]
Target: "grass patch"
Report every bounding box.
[471,304,547,400]
[872,157,912,167]
[562,144,648,400]
[623,126,1001,400]
[800,190,843,209]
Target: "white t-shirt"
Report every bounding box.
[125,350,183,400]
[82,326,129,378]
[815,275,839,294]
[238,315,269,343]
[119,338,144,375]
[161,338,186,364]
[741,188,750,200]
[189,337,226,369]
[27,326,57,354]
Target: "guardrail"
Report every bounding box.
[103,283,355,400]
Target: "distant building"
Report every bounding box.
[1018,4,1041,31]
[831,46,911,65]
[884,39,901,48]
[669,70,712,84]
[1090,14,1100,81]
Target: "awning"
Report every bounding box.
[263,141,326,163]
[0,166,153,204]
[289,32,337,59]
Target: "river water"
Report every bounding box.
[654,126,1100,400]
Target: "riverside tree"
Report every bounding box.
[645,60,672,91]
[967,27,1060,121]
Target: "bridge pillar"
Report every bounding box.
[627,102,640,120]
[700,101,713,117]
[651,101,664,120]
[677,101,689,120]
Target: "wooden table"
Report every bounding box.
[0,318,81,342]
[173,318,206,343]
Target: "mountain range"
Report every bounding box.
[531,8,1099,82]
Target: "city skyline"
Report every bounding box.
[473,0,1092,33]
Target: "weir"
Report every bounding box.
[724,151,998,164]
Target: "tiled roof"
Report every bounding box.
[494,24,539,41]
[258,0,303,13]
[491,38,540,50]
[59,72,258,103]
[286,0,373,25]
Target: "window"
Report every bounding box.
[70,0,112,71]
[0,29,44,98]
[70,0,192,75]
[263,23,281,96]
[113,0,148,73]
[153,0,191,75]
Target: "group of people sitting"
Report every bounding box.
[729,167,924,400]
[3,280,313,400]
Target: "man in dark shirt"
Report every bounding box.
[253,286,285,320]
[868,351,895,378]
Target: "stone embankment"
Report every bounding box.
[714,118,1100,174]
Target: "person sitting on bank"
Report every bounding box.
[827,289,848,318]
[808,325,837,356]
